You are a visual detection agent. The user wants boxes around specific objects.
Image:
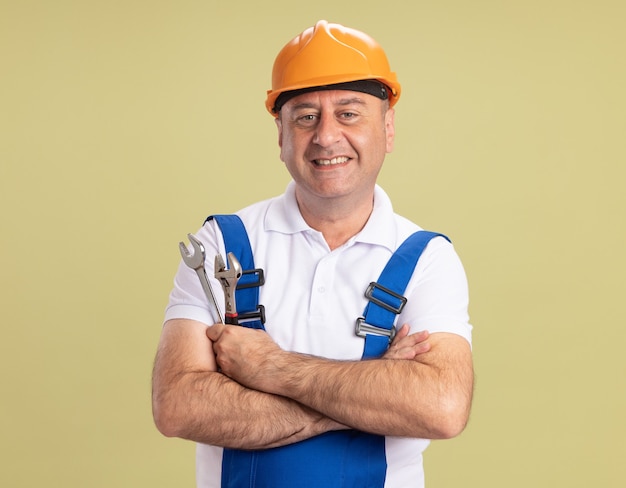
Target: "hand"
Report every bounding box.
[206,324,282,391]
[383,324,431,360]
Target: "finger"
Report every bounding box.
[396,323,410,338]
[412,340,432,355]
[401,329,430,347]
[410,329,430,344]
[388,347,418,360]
[384,328,432,359]
[205,323,225,342]
[387,339,432,360]
[390,324,410,346]
[401,331,431,354]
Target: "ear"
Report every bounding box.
[384,108,396,153]
[275,116,285,162]
[275,116,283,148]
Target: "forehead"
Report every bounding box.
[283,89,382,112]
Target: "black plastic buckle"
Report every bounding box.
[236,268,265,290]
[237,304,266,325]
[364,282,407,314]
[355,317,396,341]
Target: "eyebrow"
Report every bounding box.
[290,96,368,112]
[336,96,368,106]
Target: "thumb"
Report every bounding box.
[205,323,225,342]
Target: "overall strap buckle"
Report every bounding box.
[355,317,396,341]
[364,282,407,315]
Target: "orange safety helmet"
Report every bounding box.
[265,20,401,116]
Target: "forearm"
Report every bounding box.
[272,358,451,438]
[152,319,345,449]
[154,369,344,449]
[235,333,473,440]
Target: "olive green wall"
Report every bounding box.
[2,1,624,486]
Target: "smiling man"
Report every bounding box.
[152,20,474,488]
[275,89,395,249]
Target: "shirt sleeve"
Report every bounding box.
[401,236,473,346]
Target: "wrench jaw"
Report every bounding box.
[179,233,206,270]
[214,252,243,325]
[179,233,225,324]
[227,253,243,279]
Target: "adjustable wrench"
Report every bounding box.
[179,233,225,324]
[214,252,242,325]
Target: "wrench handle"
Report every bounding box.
[195,269,225,324]
[225,313,238,325]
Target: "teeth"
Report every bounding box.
[315,156,349,166]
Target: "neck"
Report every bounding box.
[295,189,375,250]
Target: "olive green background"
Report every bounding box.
[1,0,624,486]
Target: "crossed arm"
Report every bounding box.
[152,318,473,450]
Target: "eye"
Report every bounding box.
[339,111,358,121]
[294,113,319,127]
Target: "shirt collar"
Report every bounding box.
[265,181,397,252]
[265,181,310,234]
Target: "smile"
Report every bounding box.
[313,156,349,166]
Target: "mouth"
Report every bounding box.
[313,156,350,166]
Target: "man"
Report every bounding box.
[152,20,473,488]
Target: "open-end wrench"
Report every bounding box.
[214,252,242,325]
[179,233,225,324]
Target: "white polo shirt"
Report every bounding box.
[165,181,472,488]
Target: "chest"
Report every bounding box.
[252,233,392,359]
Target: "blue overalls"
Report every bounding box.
[207,215,449,488]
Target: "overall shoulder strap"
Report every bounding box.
[359,231,450,359]
[206,215,265,329]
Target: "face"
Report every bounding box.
[275,89,395,207]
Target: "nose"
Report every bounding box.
[312,113,342,148]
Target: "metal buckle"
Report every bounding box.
[364,282,407,314]
[236,268,265,290]
[237,304,266,325]
[355,317,396,341]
